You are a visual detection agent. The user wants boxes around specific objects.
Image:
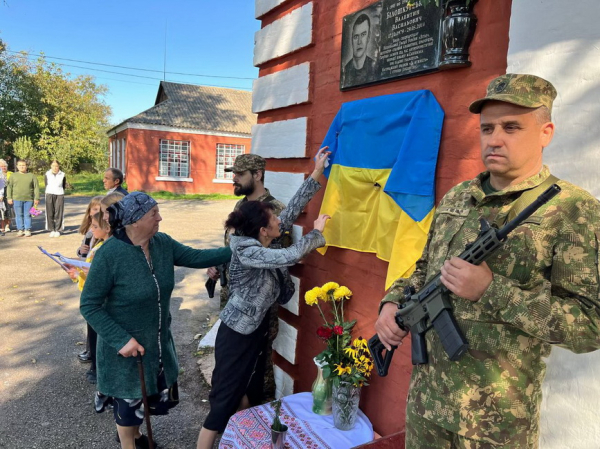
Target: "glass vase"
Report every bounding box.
[332,381,361,430]
[311,358,332,415]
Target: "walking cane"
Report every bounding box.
[137,354,155,449]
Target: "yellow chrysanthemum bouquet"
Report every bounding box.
[305,282,374,388]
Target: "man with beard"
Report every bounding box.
[207,153,288,401]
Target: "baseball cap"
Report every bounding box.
[224,154,266,173]
[469,73,557,114]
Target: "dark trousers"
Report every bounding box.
[45,194,64,231]
[87,324,97,371]
[204,313,270,432]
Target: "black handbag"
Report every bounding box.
[275,268,295,305]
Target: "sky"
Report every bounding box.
[0,0,259,125]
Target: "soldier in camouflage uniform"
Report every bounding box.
[375,74,600,448]
[207,153,289,401]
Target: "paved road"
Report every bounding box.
[0,196,235,448]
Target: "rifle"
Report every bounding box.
[368,184,561,376]
[205,263,228,298]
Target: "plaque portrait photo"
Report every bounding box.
[340,2,383,90]
[340,0,449,91]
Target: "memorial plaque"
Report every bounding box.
[379,1,442,80]
[340,0,476,90]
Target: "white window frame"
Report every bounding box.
[215,143,245,181]
[157,139,191,181]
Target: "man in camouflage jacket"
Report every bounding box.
[207,153,288,401]
[375,74,600,448]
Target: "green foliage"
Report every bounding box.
[0,39,112,173]
[13,136,36,162]
[62,172,240,199]
[65,172,106,196]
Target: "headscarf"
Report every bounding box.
[107,192,157,236]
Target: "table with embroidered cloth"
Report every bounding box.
[219,392,373,449]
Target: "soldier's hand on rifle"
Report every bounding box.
[375,302,408,351]
[440,257,493,302]
[206,266,220,281]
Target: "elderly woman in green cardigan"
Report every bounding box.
[80,192,231,449]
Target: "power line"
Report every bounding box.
[5,53,253,89]
[6,49,256,80]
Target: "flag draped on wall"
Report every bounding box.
[317,90,444,289]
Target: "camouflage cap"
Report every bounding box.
[469,73,557,114]
[224,153,266,173]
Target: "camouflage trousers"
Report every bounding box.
[405,404,537,449]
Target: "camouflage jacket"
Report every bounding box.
[382,166,600,446]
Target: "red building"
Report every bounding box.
[107,82,255,194]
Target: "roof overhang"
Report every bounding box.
[107,122,251,139]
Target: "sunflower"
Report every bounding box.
[333,286,352,301]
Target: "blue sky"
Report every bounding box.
[0,0,259,125]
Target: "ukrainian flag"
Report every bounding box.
[317,90,443,289]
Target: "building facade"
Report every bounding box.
[107,82,255,194]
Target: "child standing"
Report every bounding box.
[66,211,110,383]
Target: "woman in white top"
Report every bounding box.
[44,160,67,237]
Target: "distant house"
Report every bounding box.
[107,81,255,194]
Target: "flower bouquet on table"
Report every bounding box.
[305,282,374,429]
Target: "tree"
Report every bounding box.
[13,136,38,165]
[0,39,112,172]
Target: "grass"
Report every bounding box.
[37,172,238,200]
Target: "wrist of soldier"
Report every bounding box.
[378,298,399,315]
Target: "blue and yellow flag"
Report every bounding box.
[318,90,443,289]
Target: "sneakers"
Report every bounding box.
[4,225,9,233]
[94,391,113,413]
[24,230,32,237]
[49,231,60,237]
[17,230,24,237]
[77,350,92,363]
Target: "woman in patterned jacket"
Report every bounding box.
[197,147,331,449]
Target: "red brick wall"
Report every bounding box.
[109,128,250,195]
[260,0,512,437]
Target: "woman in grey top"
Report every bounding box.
[197,148,331,449]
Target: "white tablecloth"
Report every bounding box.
[219,392,374,449]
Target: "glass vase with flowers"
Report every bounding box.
[305,282,374,430]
